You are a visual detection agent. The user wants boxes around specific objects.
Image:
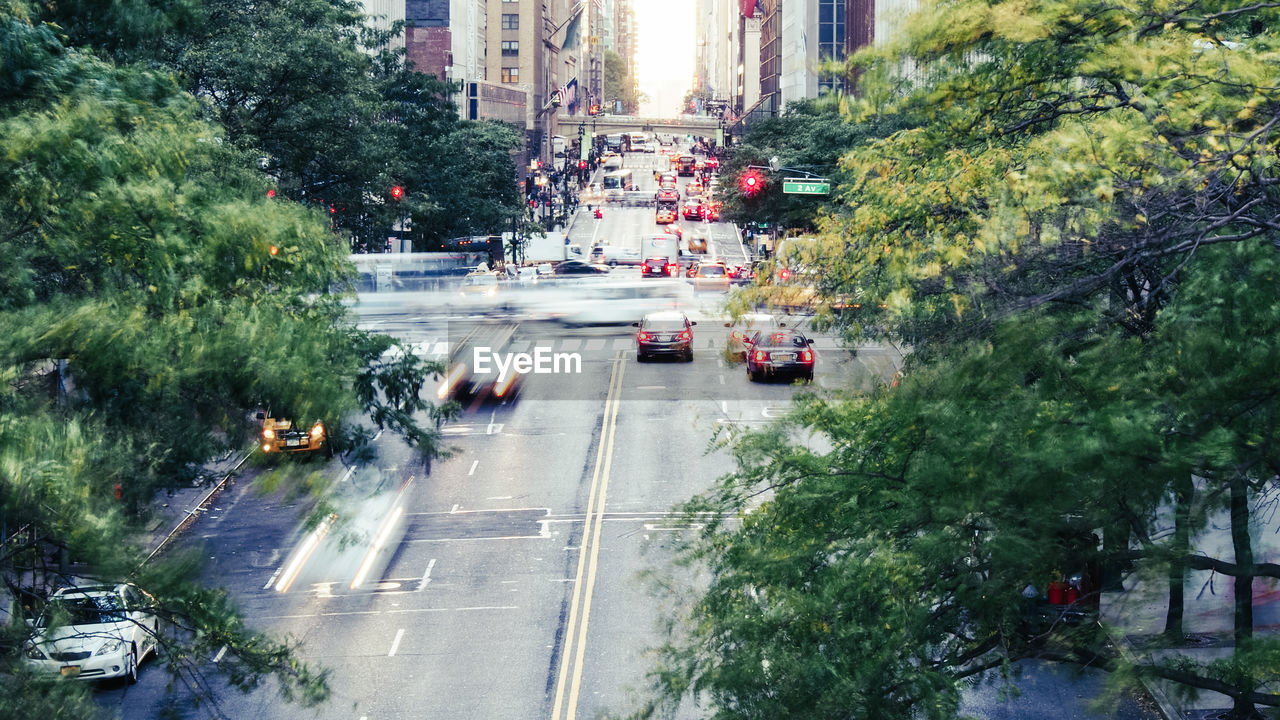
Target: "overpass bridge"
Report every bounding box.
[553,114,720,138]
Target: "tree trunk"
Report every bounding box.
[1163,473,1193,640]
[1228,475,1256,719]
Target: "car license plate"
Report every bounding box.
[775,353,795,362]
[61,666,80,677]
[286,439,300,447]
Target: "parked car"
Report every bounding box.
[634,311,696,362]
[744,329,815,381]
[24,584,160,683]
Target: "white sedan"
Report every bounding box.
[24,584,160,683]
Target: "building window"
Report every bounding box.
[501,14,519,29]
[817,0,847,94]
[502,40,519,56]
[502,67,520,83]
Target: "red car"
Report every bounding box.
[681,202,705,220]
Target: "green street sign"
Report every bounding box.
[783,179,831,195]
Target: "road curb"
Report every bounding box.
[144,450,253,563]
[1104,624,1180,720]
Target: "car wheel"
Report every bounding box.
[747,368,759,382]
[804,372,814,382]
[684,350,694,362]
[125,645,138,684]
[637,352,646,363]
[609,260,618,267]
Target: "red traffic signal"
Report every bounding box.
[578,160,587,170]
[390,185,405,200]
[740,171,764,197]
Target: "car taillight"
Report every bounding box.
[754,350,768,362]
[800,350,814,363]
[641,263,649,273]
[666,263,677,275]
[638,332,654,341]
[676,330,691,341]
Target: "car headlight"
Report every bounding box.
[24,643,47,660]
[262,428,275,440]
[310,423,325,439]
[95,638,123,656]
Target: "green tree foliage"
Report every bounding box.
[719,98,906,232]
[650,0,1280,718]
[603,49,638,115]
[35,0,524,252]
[0,3,449,713]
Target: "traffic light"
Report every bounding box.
[589,104,600,116]
[578,160,587,170]
[740,170,765,198]
[390,185,405,201]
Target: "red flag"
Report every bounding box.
[740,0,758,18]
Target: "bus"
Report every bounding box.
[602,169,634,201]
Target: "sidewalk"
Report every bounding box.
[1103,505,1280,719]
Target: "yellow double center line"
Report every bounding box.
[550,353,626,720]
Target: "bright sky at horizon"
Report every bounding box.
[633,0,695,117]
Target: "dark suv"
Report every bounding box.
[634,311,696,362]
[640,256,676,277]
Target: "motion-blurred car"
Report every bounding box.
[634,311,696,362]
[724,313,784,359]
[744,329,816,382]
[24,584,159,683]
[601,152,622,169]
[553,260,610,275]
[703,202,722,221]
[685,230,709,254]
[728,262,755,284]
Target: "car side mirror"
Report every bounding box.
[689,321,697,326]
[807,338,814,345]
[724,322,732,328]
[254,410,266,420]
[779,322,786,327]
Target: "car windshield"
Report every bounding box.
[699,266,726,276]
[37,594,125,627]
[645,318,686,331]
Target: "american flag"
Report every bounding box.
[592,0,604,11]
